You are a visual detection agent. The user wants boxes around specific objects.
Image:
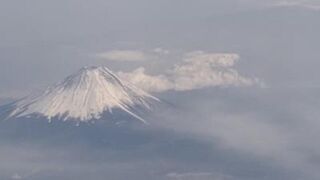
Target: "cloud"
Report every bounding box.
[244,0,320,10]
[118,51,261,92]
[95,50,147,61]
[118,67,173,92]
[171,51,257,91]
[183,51,238,67]
[273,0,320,10]
[153,48,170,55]
[11,174,22,180]
[166,172,233,180]
[149,88,320,179]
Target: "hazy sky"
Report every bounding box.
[0,0,320,97]
[1,1,320,179]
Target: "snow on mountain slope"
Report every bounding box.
[7,66,159,123]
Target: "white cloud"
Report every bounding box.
[95,50,147,61]
[183,51,238,67]
[118,67,173,92]
[153,48,170,55]
[240,0,320,10]
[171,51,255,91]
[118,52,261,92]
[273,0,320,10]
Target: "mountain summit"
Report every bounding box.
[5,66,159,123]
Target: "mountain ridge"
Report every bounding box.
[3,66,159,123]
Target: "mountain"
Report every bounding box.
[1,66,159,123]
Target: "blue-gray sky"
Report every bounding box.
[1,0,320,97]
[1,0,320,180]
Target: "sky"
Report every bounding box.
[0,0,319,97]
[0,0,320,179]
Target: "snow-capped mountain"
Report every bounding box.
[4,66,159,123]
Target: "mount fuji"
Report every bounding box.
[0,66,160,124]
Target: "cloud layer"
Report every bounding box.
[150,88,320,179]
[118,51,260,92]
[95,50,147,61]
[273,0,320,10]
